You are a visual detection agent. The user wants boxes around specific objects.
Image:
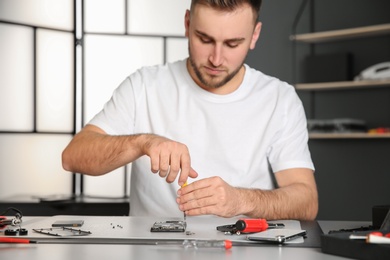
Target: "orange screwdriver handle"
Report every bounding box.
[235,219,269,233]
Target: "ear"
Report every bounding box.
[184,10,191,38]
[249,22,262,50]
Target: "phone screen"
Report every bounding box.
[52,220,84,227]
[246,229,306,244]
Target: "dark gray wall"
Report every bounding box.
[245,0,390,221]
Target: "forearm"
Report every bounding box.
[62,127,145,175]
[238,183,318,220]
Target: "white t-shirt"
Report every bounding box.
[89,59,314,217]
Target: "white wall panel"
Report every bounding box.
[166,38,188,63]
[83,35,163,197]
[0,0,194,200]
[127,0,191,36]
[36,29,74,132]
[83,167,130,197]
[84,35,164,124]
[0,134,73,198]
[84,0,125,34]
[0,24,34,131]
[0,0,73,31]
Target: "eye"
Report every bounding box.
[199,36,212,44]
[226,42,239,48]
[226,41,239,49]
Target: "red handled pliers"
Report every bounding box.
[217,219,285,235]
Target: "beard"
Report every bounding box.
[188,47,244,89]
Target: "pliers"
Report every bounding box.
[217,218,285,235]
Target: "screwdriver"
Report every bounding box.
[156,239,233,249]
[181,181,188,221]
[0,238,37,244]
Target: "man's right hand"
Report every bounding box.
[140,134,198,185]
[62,124,197,185]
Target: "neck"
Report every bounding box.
[186,60,246,95]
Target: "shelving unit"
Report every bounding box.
[290,23,390,43]
[309,132,390,139]
[296,80,390,91]
[291,21,390,139]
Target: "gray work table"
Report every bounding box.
[0,216,370,260]
[0,242,351,260]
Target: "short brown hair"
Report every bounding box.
[190,0,262,23]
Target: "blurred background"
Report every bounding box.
[0,0,389,220]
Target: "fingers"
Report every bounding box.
[180,197,216,216]
[177,177,237,217]
[157,149,170,178]
[177,178,215,211]
[178,188,217,216]
[177,164,198,186]
[146,135,194,184]
[168,153,188,184]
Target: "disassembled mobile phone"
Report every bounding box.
[246,229,307,244]
[52,220,84,227]
[150,220,187,232]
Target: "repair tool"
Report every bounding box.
[182,181,188,221]
[156,239,232,249]
[0,237,37,244]
[350,231,390,244]
[217,218,285,235]
[0,207,27,235]
[33,227,92,237]
[0,216,22,227]
[0,216,8,228]
[0,208,23,228]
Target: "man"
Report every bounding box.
[62,0,318,220]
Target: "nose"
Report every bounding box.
[209,44,223,67]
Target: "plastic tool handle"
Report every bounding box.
[235,219,269,233]
[0,238,37,244]
[182,239,232,249]
[156,239,232,249]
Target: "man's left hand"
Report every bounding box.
[177,176,243,218]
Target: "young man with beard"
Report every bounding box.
[62,0,318,220]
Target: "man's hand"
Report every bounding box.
[62,125,198,185]
[176,176,242,218]
[176,168,318,220]
[141,134,198,185]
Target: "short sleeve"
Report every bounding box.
[88,76,136,135]
[267,87,314,173]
